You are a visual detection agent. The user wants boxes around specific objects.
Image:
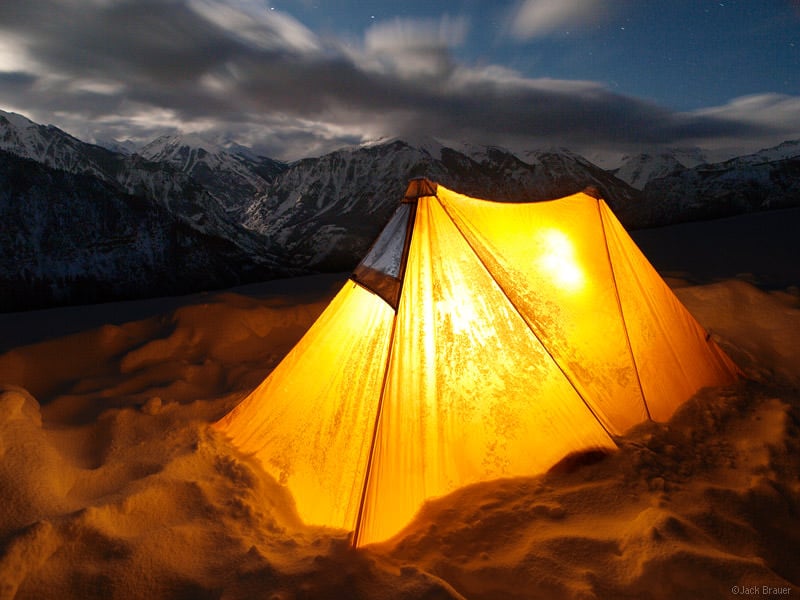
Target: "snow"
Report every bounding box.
[140,133,235,179]
[613,154,686,190]
[359,135,445,160]
[0,213,798,599]
[139,132,222,163]
[0,113,282,265]
[93,137,139,156]
[0,109,39,133]
[737,140,800,165]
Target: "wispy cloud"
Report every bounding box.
[187,0,320,53]
[358,15,469,78]
[692,94,800,132]
[508,0,606,39]
[685,93,800,156]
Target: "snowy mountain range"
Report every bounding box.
[138,133,285,215]
[0,111,271,252]
[0,150,291,310]
[609,148,708,190]
[640,150,800,224]
[0,111,293,310]
[243,139,643,270]
[1,108,798,310]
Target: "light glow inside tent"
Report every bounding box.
[215,179,740,547]
[537,229,585,291]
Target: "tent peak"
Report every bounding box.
[403,178,438,203]
[581,185,603,200]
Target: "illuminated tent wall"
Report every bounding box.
[215,178,739,547]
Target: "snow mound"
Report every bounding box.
[374,384,799,599]
[676,280,800,386]
[0,387,77,538]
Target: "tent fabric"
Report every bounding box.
[438,189,649,435]
[214,282,395,531]
[597,202,740,421]
[215,179,740,547]
[356,190,617,546]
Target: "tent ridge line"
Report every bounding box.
[596,200,651,421]
[434,192,615,441]
[352,200,419,548]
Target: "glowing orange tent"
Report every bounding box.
[215,179,739,547]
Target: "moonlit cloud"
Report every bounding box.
[508,0,606,39]
[364,16,469,53]
[685,94,800,157]
[359,16,469,78]
[0,35,38,73]
[692,94,800,132]
[0,0,796,161]
[187,0,320,53]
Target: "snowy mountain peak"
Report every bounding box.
[94,137,139,155]
[139,132,224,162]
[613,153,687,190]
[748,139,800,163]
[447,141,585,167]
[521,146,591,164]
[611,147,709,190]
[221,141,262,161]
[694,139,800,171]
[137,131,286,213]
[359,135,445,159]
[453,141,516,163]
[0,108,38,131]
[0,108,111,177]
[0,108,67,160]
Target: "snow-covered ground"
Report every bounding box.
[0,213,798,599]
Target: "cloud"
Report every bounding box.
[0,71,38,87]
[364,15,469,53]
[692,94,800,133]
[508,0,606,39]
[0,0,796,160]
[681,93,800,157]
[358,15,469,79]
[187,0,320,53]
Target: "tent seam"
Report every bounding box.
[596,200,651,421]
[352,200,418,548]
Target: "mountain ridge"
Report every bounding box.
[0,150,294,311]
[2,108,798,310]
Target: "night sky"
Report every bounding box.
[1,0,798,160]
